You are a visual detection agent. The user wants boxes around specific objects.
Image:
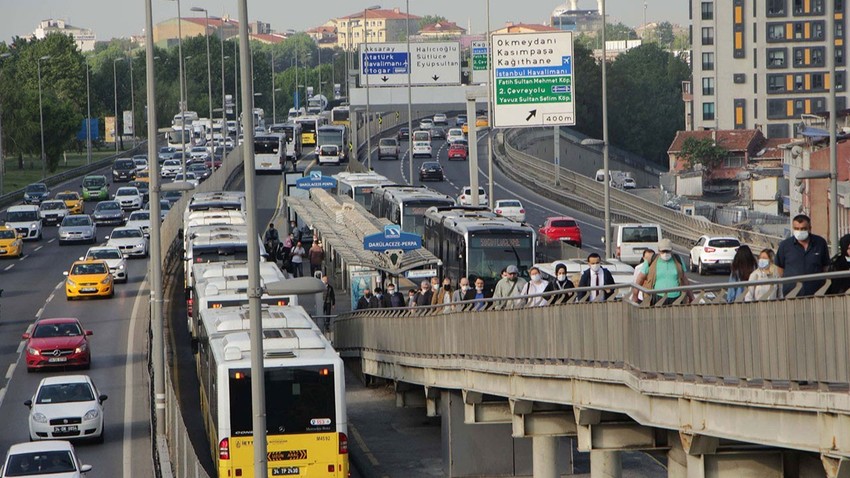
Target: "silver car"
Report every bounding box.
[126,211,151,237]
[92,201,124,226]
[58,215,97,245]
[38,200,70,225]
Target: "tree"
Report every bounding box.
[572,41,602,140]
[607,22,637,41]
[418,15,448,30]
[679,137,728,175]
[655,21,675,49]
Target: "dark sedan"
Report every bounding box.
[430,127,446,140]
[91,200,125,226]
[419,161,445,182]
[397,127,410,140]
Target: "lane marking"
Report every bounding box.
[18,254,28,261]
[47,238,55,244]
[33,246,43,252]
[16,341,25,354]
[5,364,14,380]
[46,293,55,303]
[0,388,5,408]
[123,274,148,478]
[349,424,380,466]
[4,264,14,271]
[55,281,64,290]
[35,307,43,319]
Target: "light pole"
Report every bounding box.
[182,55,193,177]
[37,55,50,178]
[170,0,189,176]
[363,5,380,169]
[85,59,92,165]
[270,49,276,124]
[129,52,136,148]
[485,0,495,208]
[233,40,240,140]
[601,0,612,259]
[826,0,839,255]
[191,6,213,135]
[0,52,11,195]
[317,45,322,98]
[273,89,281,124]
[113,57,123,155]
[405,0,413,183]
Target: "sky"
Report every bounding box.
[1,0,689,43]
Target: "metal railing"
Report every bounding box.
[335,270,850,387]
[497,129,783,251]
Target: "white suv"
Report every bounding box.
[5,205,43,241]
[458,186,488,206]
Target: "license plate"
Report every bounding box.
[262,162,271,167]
[48,357,68,363]
[54,425,78,433]
[0,249,5,253]
[81,287,97,293]
[272,467,299,476]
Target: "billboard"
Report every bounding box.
[105,116,116,144]
[76,118,100,142]
[123,110,134,136]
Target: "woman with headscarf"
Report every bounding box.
[549,262,575,304]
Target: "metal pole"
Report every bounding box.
[271,49,276,124]
[467,93,480,205]
[485,0,495,208]
[236,0,267,475]
[295,51,299,109]
[364,9,372,170]
[827,0,839,255]
[234,40,240,140]
[406,0,414,184]
[176,0,188,177]
[204,10,213,136]
[318,46,322,99]
[0,53,9,195]
[113,58,119,155]
[143,0,165,436]
[129,54,136,148]
[601,0,612,259]
[86,61,92,165]
[221,37,227,159]
[38,57,48,178]
[554,127,560,186]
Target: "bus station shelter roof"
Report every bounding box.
[285,189,441,276]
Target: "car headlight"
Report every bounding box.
[66,278,77,287]
[30,223,38,229]
[100,276,111,285]
[75,343,88,354]
[27,347,40,356]
[118,264,125,270]
[83,409,100,421]
[31,412,48,424]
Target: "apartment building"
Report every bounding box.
[32,19,96,52]
[690,0,847,138]
[334,8,419,51]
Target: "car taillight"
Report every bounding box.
[704,247,716,252]
[219,437,230,460]
[495,209,502,214]
[616,246,621,258]
[519,209,525,213]
[187,298,193,316]
[339,432,349,454]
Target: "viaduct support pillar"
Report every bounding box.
[532,435,558,478]
[590,450,622,478]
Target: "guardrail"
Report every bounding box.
[496,129,783,251]
[0,143,148,210]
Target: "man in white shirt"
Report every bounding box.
[578,253,615,302]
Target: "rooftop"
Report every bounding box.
[339,8,420,21]
[668,129,764,153]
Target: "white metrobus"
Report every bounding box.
[197,326,349,478]
[253,133,285,173]
[269,123,303,165]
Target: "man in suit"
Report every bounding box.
[577,253,616,302]
[356,288,380,310]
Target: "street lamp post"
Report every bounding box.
[170,0,189,176]
[85,60,92,165]
[405,0,413,183]
[234,40,240,140]
[485,0,495,207]
[37,55,51,178]
[113,57,122,155]
[363,5,380,169]
[182,55,193,177]
[191,6,213,137]
[271,49,276,124]
[129,53,136,148]
[0,52,11,195]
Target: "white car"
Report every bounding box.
[689,235,741,275]
[494,199,526,222]
[82,246,128,282]
[458,186,488,206]
[432,113,448,125]
[446,128,464,143]
[161,159,182,178]
[172,172,200,188]
[623,177,636,189]
[419,118,434,130]
[1,441,93,477]
[24,375,107,443]
[317,144,341,165]
[114,187,143,210]
[38,200,70,226]
[411,141,432,158]
[5,205,43,241]
[106,226,149,258]
[126,211,152,237]
[189,146,210,161]
[132,157,148,172]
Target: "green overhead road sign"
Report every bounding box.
[471,40,489,84]
[491,31,576,128]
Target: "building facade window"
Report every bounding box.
[703,77,715,95]
[703,102,716,120]
[767,74,787,92]
[702,27,715,45]
[812,73,824,90]
[767,99,788,118]
[767,23,786,41]
[768,48,787,67]
[702,52,715,70]
[702,2,714,19]
[767,123,790,137]
[768,0,787,15]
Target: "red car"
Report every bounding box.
[447,142,468,160]
[23,318,92,372]
[538,216,582,248]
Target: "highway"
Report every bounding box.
[0,168,153,477]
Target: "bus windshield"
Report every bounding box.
[467,232,535,281]
[229,365,336,435]
[297,120,317,134]
[166,129,189,144]
[402,201,454,236]
[253,138,280,155]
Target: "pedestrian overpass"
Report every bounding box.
[334,273,850,478]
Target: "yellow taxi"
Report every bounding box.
[461,116,489,135]
[64,259,114,300]
[0,225,23,258]
[56,191,84,214]
[135,169,150,183]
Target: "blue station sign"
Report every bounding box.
[296,170,338,190]
[363,224,422,252]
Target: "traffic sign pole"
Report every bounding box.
[467,92,479,206]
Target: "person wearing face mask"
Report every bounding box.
[384,282,406,308]
[452,277,473,304]
[493,265,527,307]
[549,263,576,304]
[432,277,454,306]
[373,287,385,308]
[826,234,850,295]
[632,239,694,305]
[578,253,616,302]
[775,214,830,296]
[522,266,553,307]
[412,280,434,307]
[745,248,782,301]
[473,277,491,310]
[356,288,380,310]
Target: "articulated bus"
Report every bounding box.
[295,115,326,146]
[423,206,536,294]
[330,106,350,128]
[370,185,456,237]
[253,133,285,173]
[269,123,303,163]
[316,125,349,163]
[333,172,395,210]
[197,328,348,478]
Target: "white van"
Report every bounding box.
[613,223,662,265]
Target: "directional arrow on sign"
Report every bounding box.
[381,76,389,82]
[526,110,537,122]
[432,75,440,82]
